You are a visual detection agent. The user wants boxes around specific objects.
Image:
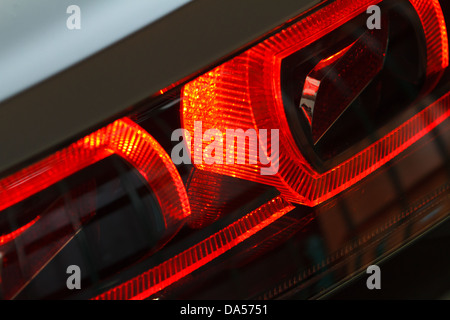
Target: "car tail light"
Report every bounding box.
[0,118,190,299]
[0,0,449,300]
[0,118,190,224]
[182,0,448,206]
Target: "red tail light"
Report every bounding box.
[0,0,449,300]
[181,0,449,206]
[0,118,190,299]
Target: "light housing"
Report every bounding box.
[0,0,448,300]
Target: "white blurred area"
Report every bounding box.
[0,0,191,102]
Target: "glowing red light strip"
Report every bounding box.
[0,118,190,227]
[0,216,39,246]
[93,196,295,300]
[182,0,449,206]
[407,0,449,91]
[411,0,449,70]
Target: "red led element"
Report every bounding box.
[182,0,449,207]
[0,118,190,228]
[93,196,295,300]
[0,216,39,246]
